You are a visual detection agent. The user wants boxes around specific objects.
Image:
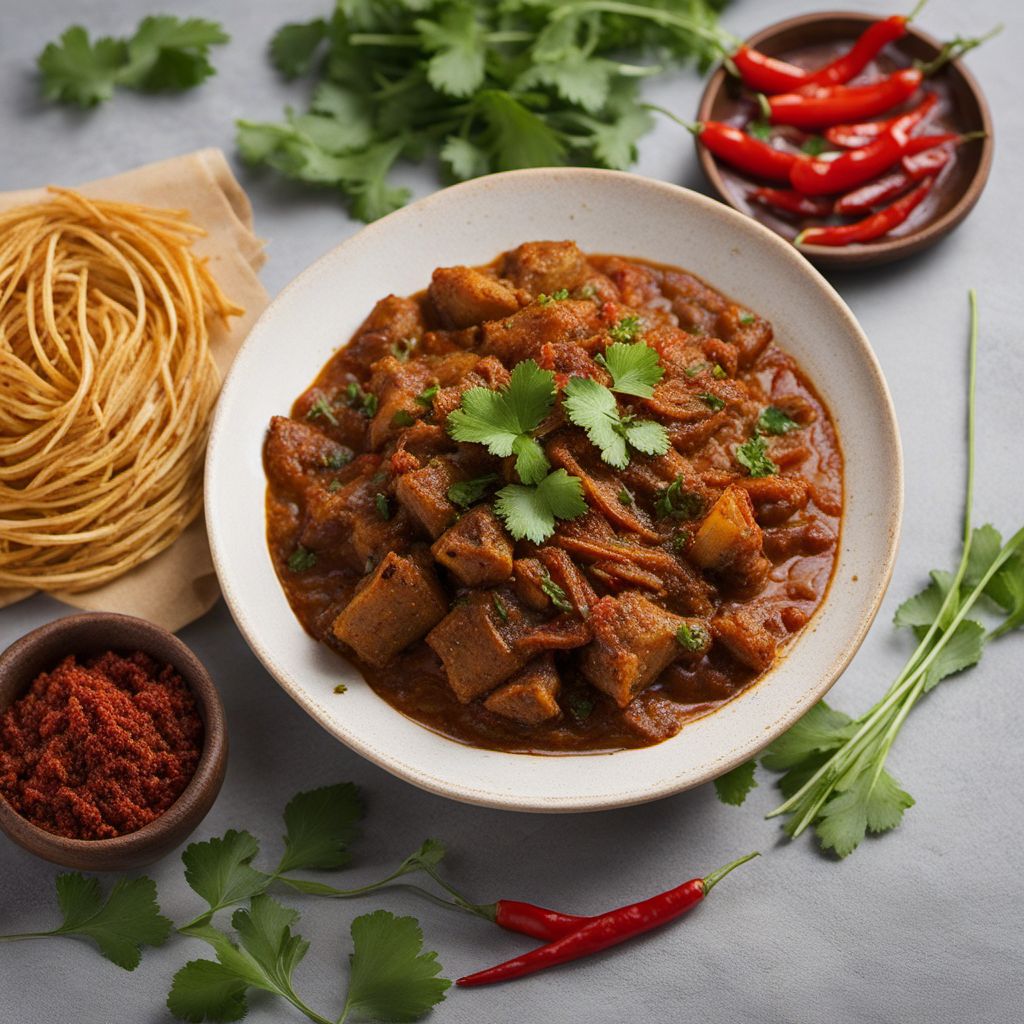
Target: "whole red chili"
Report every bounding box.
[694,121,805,182]
[767,67,923,130]
[457,852,759,987]
[751,187,833,218]
[824,91,938,148]
[730,46,808,94]
[796,176,935,247]
[802,11,916,88]
[0,651,203,840]
[491,900,589,942]
[833,144,950,215]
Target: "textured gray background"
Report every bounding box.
[1,1,1021,1022]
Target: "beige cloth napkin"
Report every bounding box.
[0,149,269,631]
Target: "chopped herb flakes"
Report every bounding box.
[492,593,509,622]
[536,288,569,305]
[617,488,633,506]
[675,621,708,651]
[739,312,755,325]
[540,572,573,613]
[757,406,800,435]
[333,683,348,694]
[735,435,778,477]
[608,315,642,344]
[414,384,439,408]
[307,396,338,426]
[391,337,416,361]
[374,493,391,520]
[327,479,342,493]
[566,691,595,723]
[655,477,703,521]
[699,392,725,412]
[391,409,416,428]
[321,449,352,470]
[447,473,498,509]
[346,381,378,417]
[712,364,727,380]
[287,546,316,572]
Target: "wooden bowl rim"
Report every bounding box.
[695,9,994,267]
[0,612,227,870]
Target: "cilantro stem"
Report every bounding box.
[549,1,737,50]
[349,30,533,47]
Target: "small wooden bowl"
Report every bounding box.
[696,11,994,269]
[0,613,227,871]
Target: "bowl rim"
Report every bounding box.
[695,9,995,267]
[206,166,904,812]
[0,612,227,865]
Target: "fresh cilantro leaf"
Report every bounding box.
[375,493,391,520]
[309,83,374,148]
[714,760,758,806]
[447,359,556,484]
[986,550,1024,637]
[416,6,486,98]
[920,619,985,692]
[518,52,618,113]
[800,135,828,156]
[118,16,228,92]
[37,27,126,107]
[757,406,799,435]
[342,910,451,1023]
[617,487,633,506]
[583,79,656,170]
[183,831,271,923]
[761,701,856,772]
[277,783,363,875]
[675,622,708,651]
[288,546,317,572]
[392,410,416,428]
[447,473,499,508]
[608,315,643,344]
[414,384,438,408]
[494,470,587,543]
[595,341,664,397]
[345,382,378,417]
[747,119,772,141]
[735,435,778,477]
[440,135,491,180]
[699,392,725,412]
[540,571,573,612]
[963,524,1003,589]
[563,377,669,469]
[537,288,570,305]
[893,569,956,636]
[813,770,915,857]
[475,89,568,171]
[166,959,248,1022]
[270,19,328,78]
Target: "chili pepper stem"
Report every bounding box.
[915,25,1002,77]
[756,92,772,120]
[907,0,930,21]
[701,851,760,894]
[642,102,701,135]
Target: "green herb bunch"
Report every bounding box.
[239,0,731,221]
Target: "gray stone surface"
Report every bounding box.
[1,1,1021,1022]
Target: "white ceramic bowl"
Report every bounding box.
[206,168,902,813]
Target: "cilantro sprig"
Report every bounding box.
[720,292,1024,856]
[594,339,664,397]
[239,1,730,220]
[38,16,229,107]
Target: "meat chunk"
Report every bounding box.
[395,459,461,539]
[717,306,773,368]
[763,521,836,561]
[484,655,561,725]
[264,416,351,497]
[512,557,551,611]
[501,241,588,296]
[581,592,700,708]
[737,476,810,526]
[536,547,597,617]
[332,552,447,666]
[431,507,514,587]
[480,301,602,364]
[346,295,425,366]
[426,595,526,702]
[367,356,434,449]
[428,266,521,328]
[689,485,771,594]
[621,693,684,743]
[712,610,777,673]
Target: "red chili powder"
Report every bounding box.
[0,651,203,840]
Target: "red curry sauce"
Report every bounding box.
[264,243,842,753]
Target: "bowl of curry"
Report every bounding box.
[206,168,902,811]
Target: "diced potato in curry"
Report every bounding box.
[264,241,842,752]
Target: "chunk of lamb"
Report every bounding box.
[431,506,514,587]
[737,476,810,526]
[332,551,447,667]
[711,609,777,673]
[689,485,771,594]
[481,301,602,364]
[428,266,522,329]
[346,295,425,366]
[264,416,352,497]
[501,241,589,296]
[395,458,462,539]
[581,591,708,707]
[367,356,435,449]
[484,655,561,726]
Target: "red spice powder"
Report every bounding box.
[0,651,203,840]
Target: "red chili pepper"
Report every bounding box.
[697,122,804,182]
[456,852,758,988]
[833,144,950,215]
[730,45,808,94]
[824,91,938,148]
[796,176,935,246]
[751,187,832,218]
[492,900,589,941]
[803,14,912,88]
[768,68,922,130]
[791,122,959,196]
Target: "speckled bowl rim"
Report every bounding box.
[0,613,227,869]
[205,167,903,813]
[695,10,995,269]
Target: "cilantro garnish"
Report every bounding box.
[699,392,725,412]
[739,312,756,325]
[391,409,416,428]
[617,487,633,506]
[447,359,555,485]
[494,469,587,544]
[747,119,772,141]
[307,396,338,426]
[447,473,499,509]
[287,546,317,572]
[671,529,691,552]
[327,479,342,493]
[734,435,778,477]
[565,691,595,724]
[346,382,378,418]
[608,315,643,344]
[322,449,352,470]
[801,135,829,156]
[713,760,758,807]
[391,337,416,362]
[374,493,391,520]
[414,384,438,408]
[563,377,669,469]
[537,288,569,305]
[492,594,509,622]
[655,477,704,521]
[38,17,229,107]
[712,364,728,380]
[540,572,573,613]
[757,406,800,435]
[594,340,664,398]
[334,683,348,694]
[675,622,708,651]
[685,361,710,378]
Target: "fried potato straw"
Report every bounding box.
[0,189,240,591]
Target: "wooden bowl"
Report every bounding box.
[696,11,994,269]
[0,613,227,871]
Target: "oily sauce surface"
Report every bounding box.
[265,245,842,753]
